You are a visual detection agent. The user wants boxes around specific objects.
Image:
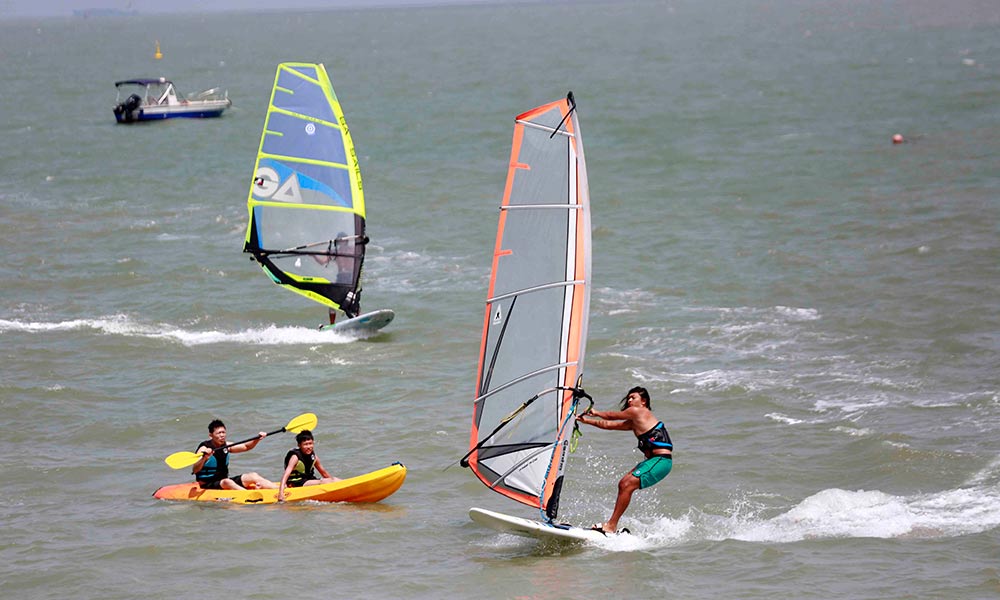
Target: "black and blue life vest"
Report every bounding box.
[636,422,673,454]
[194,440,230,484]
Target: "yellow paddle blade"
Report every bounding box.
[285,412,317,433]
[165,451,202,470]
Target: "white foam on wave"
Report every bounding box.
[593,287,661,314]
[607,461,1000,549]
[0,316,354,346]
[830,425,875,437]
[725,479,1000,543]
[766,413,805,425]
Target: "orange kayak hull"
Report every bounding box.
[153,463,406,505]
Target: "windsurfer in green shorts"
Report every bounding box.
[576,386,673,534]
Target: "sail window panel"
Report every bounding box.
[492,208,570,299]
[253,205,357,280]
[480,444,555,499]
[478,372,564,448]
[509,129,571,208]
[263,112,349,167]
[273,71,338,123]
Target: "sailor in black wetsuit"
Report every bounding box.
[576,386,673,534]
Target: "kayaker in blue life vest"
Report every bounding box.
[277,429,339,502]
[575,386,673,534]
[193,419,278,490]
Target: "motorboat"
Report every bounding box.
[113,77,231,123]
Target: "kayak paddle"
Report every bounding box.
[163,412,318,470]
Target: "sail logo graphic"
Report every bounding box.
[254,167,302,203]
[492,306,503,325]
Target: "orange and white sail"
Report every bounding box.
[465,93,591,521]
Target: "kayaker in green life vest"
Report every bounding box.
[193,419,278,491]
[278,430,339,502]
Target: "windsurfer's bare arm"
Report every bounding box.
[576,414,632,430]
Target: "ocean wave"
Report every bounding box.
[718,478,1000,543]
[0,316,356,346]
[596,463,1000,550]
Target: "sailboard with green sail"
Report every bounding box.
[462,93,607,542]
[243,62,393,335]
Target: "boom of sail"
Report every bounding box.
[464,93,592,522]
[243,62,366,318]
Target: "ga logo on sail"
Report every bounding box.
[253,167,302,203]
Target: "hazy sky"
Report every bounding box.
[0,0,496,19]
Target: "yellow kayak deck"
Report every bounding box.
[153,463,406,505]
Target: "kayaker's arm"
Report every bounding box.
[230,431,267,453]
[191,446,213,474]
[315,456,333,480]
[277,454,300,502]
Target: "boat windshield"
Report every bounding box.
[115,81,174,105]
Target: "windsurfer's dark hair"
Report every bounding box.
[296,430,314,444]
[208,419,225,433]
[620,386,651,410]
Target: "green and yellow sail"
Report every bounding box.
[243,62,366,317]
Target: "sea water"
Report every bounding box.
[1,1,998,598]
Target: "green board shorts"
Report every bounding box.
[632,455,673,489]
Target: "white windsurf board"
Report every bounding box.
[469,507,626,543]
[320,309,394,336]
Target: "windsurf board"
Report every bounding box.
[321,309,394,336]
[469,507,627,543]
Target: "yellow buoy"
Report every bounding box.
[154,40,163,60]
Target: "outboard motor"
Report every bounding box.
[123,94,143,121]
[115,94,143,123]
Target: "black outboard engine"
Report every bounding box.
[114,93,144,123]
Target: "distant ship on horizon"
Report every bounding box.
[73,7,138,18]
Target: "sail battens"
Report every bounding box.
[499,203,582,211]
[486,279,585,304]
[515,119,575,138]
[474,364,578,406]
[249,200,354,212]
[258,151,351,170]
[267,106,342,129]
[467,93,591,518]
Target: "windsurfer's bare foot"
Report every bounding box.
[590,523,614,534]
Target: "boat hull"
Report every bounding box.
[152,463,406,504]
[114,101,231,123]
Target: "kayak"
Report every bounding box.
[152,463,406,505]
